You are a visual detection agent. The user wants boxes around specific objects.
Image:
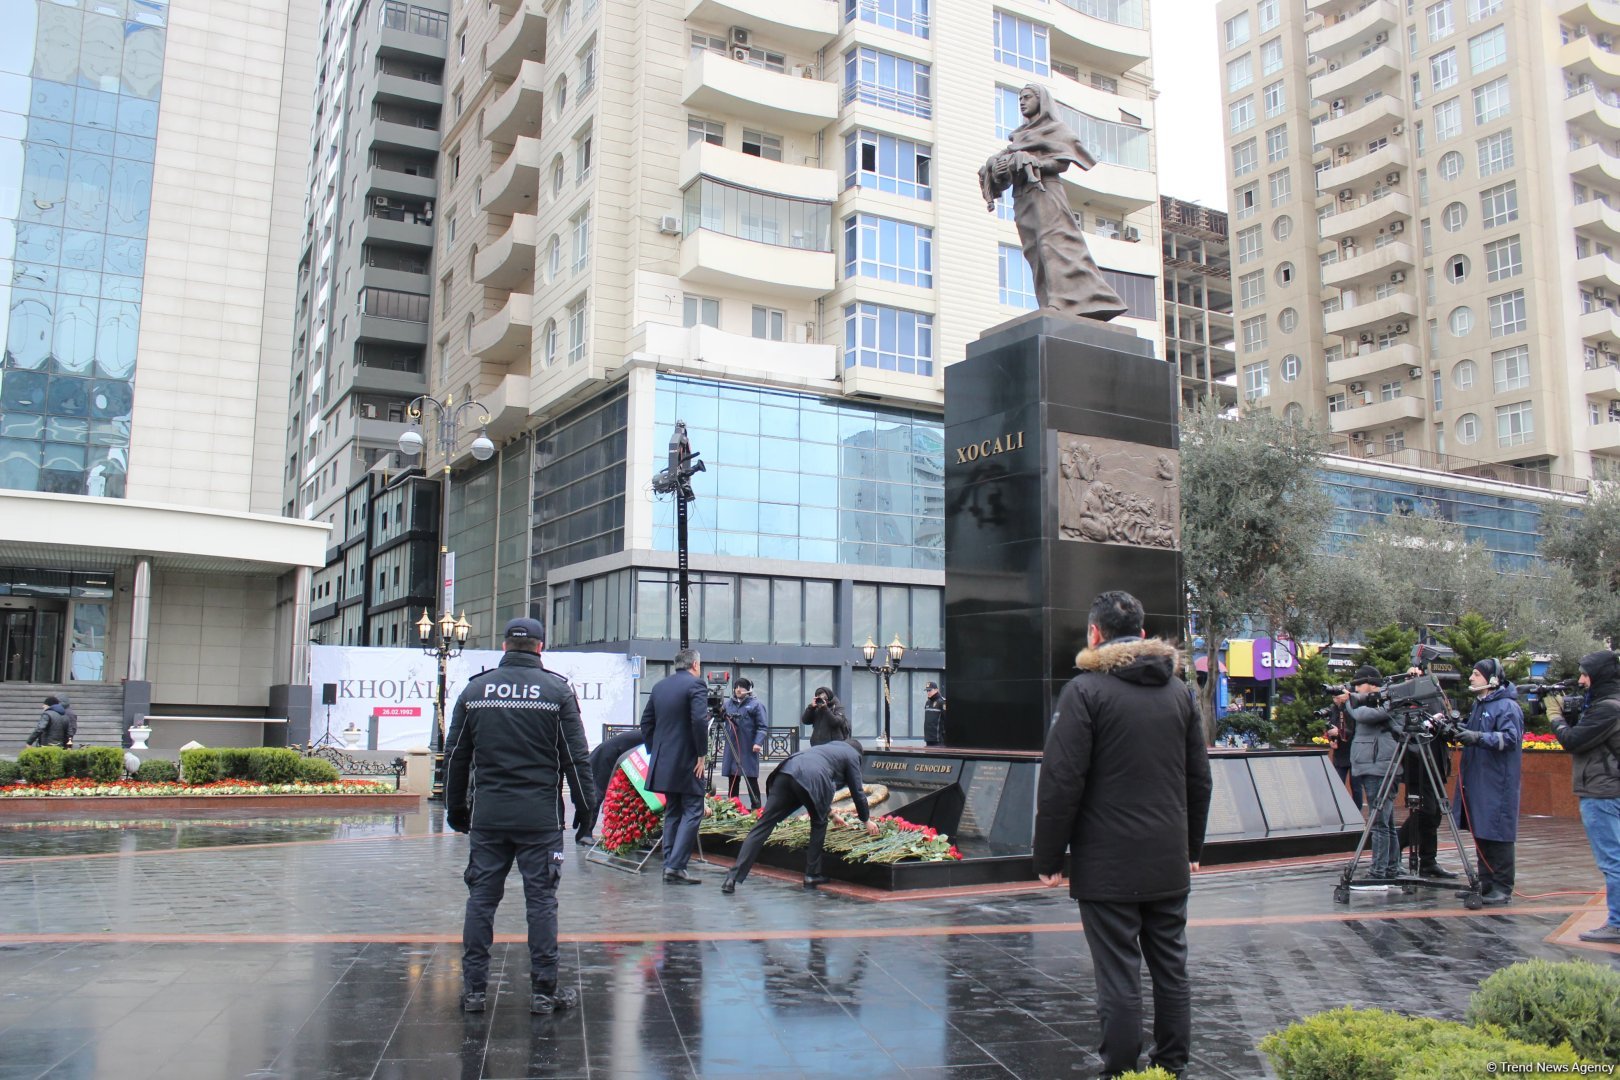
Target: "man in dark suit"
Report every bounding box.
[722,738,880,894]
[641,648,710,884]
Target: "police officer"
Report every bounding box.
[922,682,947,747]
[445,617,595,1015]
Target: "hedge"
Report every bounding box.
[1260,1007,1586,1080]
[0,758,19,785]
[18,746,65,784]
[63,747,125,783]
[180,746,313,785]
[1468,959,1620,1064]
[294,757,340,784]
[132,759,179,783]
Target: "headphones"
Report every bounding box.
[1475,658,1501,689]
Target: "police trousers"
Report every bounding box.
[461,828,564,991]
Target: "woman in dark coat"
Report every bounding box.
[978,83,1126,321]
[800,687,849,747]
[720,678,768,809]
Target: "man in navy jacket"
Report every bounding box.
[642,648,710,884]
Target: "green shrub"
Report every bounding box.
[77,746,126,782]
[133,759,178,783]
[1467,958,1620,1063]
[294,756,340,784]
[1117,1070,1177,1080]
[18,746,65,785]
[0,759,20,785]
[217,748,255,781]
[60,747,88,778]
[253,748,304,784]
[179,748,220,784]
[1260,1008,1585,1080]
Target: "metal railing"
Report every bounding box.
[1326,439,1591,496]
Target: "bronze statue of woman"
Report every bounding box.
[979,84,1127,322]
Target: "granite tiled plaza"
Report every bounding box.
[1,809,1614,1080]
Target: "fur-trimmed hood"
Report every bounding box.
[1075,637,1183,686]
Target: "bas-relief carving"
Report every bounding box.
[1058,434,1179,550]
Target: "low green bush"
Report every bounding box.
[217,748,254,780]
[133,759,178,783]
[294,756,340,784]
[18,746,65,785]
[1260,1007,1585,1080]
[77,747,125,782]
[0,759,20,785]
[1117,1069,1177,1080]
[254,748,304,784]
[179,748,220,784]
[1468,958,1620,1064]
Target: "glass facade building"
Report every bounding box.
[1,1,168,496]
[1320,466,1549,571]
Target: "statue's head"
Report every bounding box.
[1018,84,1052,122]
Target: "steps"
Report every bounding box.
[0,683,126,750]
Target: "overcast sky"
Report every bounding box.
[1152,0,1228,210]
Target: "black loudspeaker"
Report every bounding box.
[321,683,338,706]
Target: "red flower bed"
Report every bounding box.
[598,770,663,855]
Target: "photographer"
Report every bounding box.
[1396,665,1457,880]
[801,686,850,747]
[1346,666,1401,886]
[720,678,768,810]
[1452,659,1524,906]
[1552,650,1620,943]
[1323,691,1363,812]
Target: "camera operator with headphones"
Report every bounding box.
[1346,665,1403,886]
[1396,662,1458,880]
[1452,658,1524,906]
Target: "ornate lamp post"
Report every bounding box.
[397,393,494,798]
[858,634,907,750]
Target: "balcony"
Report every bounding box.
[473,213,538,290]
[1309,0,1359,14]
[1576,252,1620,292]
[482,137,541,214]
[360,261,430,294]
[1315,95,1403,149]
[1307,0,1398,61]
[637,321,837,383]
[1088,231,1159,276]
[1565,86,1620,139]
[489,0,546,79]
[1323,292,1418,338]
[1584,360,1620,397]
[1591,420,1620,453]
[1580,305,1620,351]
[1319,143,1408,195]
[364,213,434,249]
[682,0,839,53]
[1061,161,1157,214]
[1563,35,1620,83]
[682,50,838,133]
[356,417,415,446]
[1319,192,1411,241]
[1310,45,1400,104]
[679,229,835,299]
[365,165,436,202]
[1570,142,1620,187]
[1560,0,1620,29]
[1325,342,1420,387]
[679,140,837,201]
[357,315,429,347]
[1043,0,1151,71]
[485,61,545,146]
[375,73,444,108]
[1321,241,1415,289]
[480,372,531,442]
[351,362,427,396]
[1574,198,1620,244]
[470,292,534,366]
[379,27,447,64]
[372,119,441,155]
[1327,394,1424,434]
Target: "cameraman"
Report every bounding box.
[1552,650,1620,943]
[1396,665,1457,880]
[720,678,767,810]
[1324,691,1363,812]
[1452,659,1524,906]
[801,686,850,747]
[1346,666,1402,886]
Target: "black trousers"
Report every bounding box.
[1076,894,1192,1079]
[1474,837,1516,895]
[730,777,825,881]
[461,828,564,992]
[726,773,762,809]
[1398,804,1442,867]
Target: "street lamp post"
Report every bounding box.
[397,393,494,799]
[857,634,907,750]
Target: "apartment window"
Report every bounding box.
[1418,169,1430,206]
[1427,0,1454,41]
[1473,76,1510,124]
[690,31,726,57]
[683,296,719,328]
[1229,95,1255,133]
[1496,401,1533,446]
[1278,308,1298,333]
[1273,216,1293,241]
[1457,412,1480,443]
[554,75,568,116]
[1477,130,1513,177]
[1452,359,1477,389]
[1446,254,1469,283]
[1242,360,1270,401]
[572,205,591,271]
[1438,150,1463,180]
[453,88,463,116]
[1433,98,1461,142]
[1263,81,1285,118]
[998,244,1037,309]
[1089,72,1118,94]
[993,12,1049,75]
[845,130,932,200]
[1488,289,1525,336]
[1431,49,1458,90]
[568,295,587,362]
[1232,138,1258,176]
[579,42,597,94]
[1431,369,1444,410]
[1241,315,1266,353]
[1468,25,1506,73]
[1481,180,1517,226]
[845,214,934,288]
[1383,431,1406,452]
[1266,124,1288,162]
[1236,182,1258,218]
[1224,11,1250,50]
[688,117,724,147]
[1492,344,1529,391]
[844,46,932,118]
[552,155,565,196]
[1269,168,1291,207]
[1328,393,1347,414]
[444,211,457,247]
[1449,306,1474,335]
[742,129,783,161]
[1275,261,1294,285]
[1257,0,1279,30]
[846,0,930,40]
[752,306,786,341]
[843,302,933,375]
[1484,235,1521,281]
[1442,201,1467,232]
[1226,54,1252,92]
[1238,270,1265,308]
[543,319,558,365]
[683,179,833,249]
[546,235,562,281]
[1379,380,1403,401]
[559,0,573,34]
[1261,37,1283,76]
[1467,0,1501,21]
[1280,353,1300,381]
[1409,25,1419,57]
[1423,218,1433,254]
[1235,224,1263,263]
[575,132,592,184]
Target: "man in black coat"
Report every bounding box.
[577,727,646,844]
[1034,590,1212,1080]
[444,618,594,1015]
[26,696,74,748]
[722,738,879,893]
[641,648,709,884]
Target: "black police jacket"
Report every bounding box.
[444,650,595,833]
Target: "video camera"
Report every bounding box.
[705,671,731,718]
[1527,677,1585,721]
[1350,671,1464,740]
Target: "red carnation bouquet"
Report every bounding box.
[599,769,664,855]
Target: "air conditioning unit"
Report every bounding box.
[1602,343,1616,357]
[373,195,390,206]
[657,214,681,235]
[1385,171,1401,185]
[1342,236,1358,250]
[1374,31,1388,43]
[1602,33,1615,49]
[1328,61,1341,72]
[1349,381,1364,393]
[1392,123,1405,135]
[1388,220,1405,234]
[1336,143,1352,156]
[732,46,750,62]
[1408,367,1423,380]
[1350,430,1367,442]
[1577,23,1589,38]
[1339,188,1355,201]
[361,404,378,419]
[730,26,750,46]
[1332,99,1347,111]
[1390,270,1407,283]
[1358,332,1374,345]
[1123,226,1141,242]
[1393,321,1409,334]
[1599,288,1610,300]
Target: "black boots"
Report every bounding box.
[531,981,578,1014]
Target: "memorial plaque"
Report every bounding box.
[957,761,1010,839]
[1203,776,1249,839]
[1205,756,1269,840]
[864,757,964,790]
[1249,755,1323,832]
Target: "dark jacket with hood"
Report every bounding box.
[800,697,850,747]
[1555,650,1620,800]
[444,650,594,833]
[771,740,871,823]
[1034,638,1213,902]
[27,702,73,748]
[1453,681,1523,843]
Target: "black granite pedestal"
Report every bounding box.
[944,313,1182,751]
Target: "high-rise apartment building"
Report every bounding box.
[1216,0,1620,485]
[0,0,327,738]
[409,0,1163,737]
[1162,195,1237,410]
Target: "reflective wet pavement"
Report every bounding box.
[1,810,1614,1079]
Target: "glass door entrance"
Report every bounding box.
[0,606,64,683]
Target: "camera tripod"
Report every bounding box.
[1334,717,1485,910]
